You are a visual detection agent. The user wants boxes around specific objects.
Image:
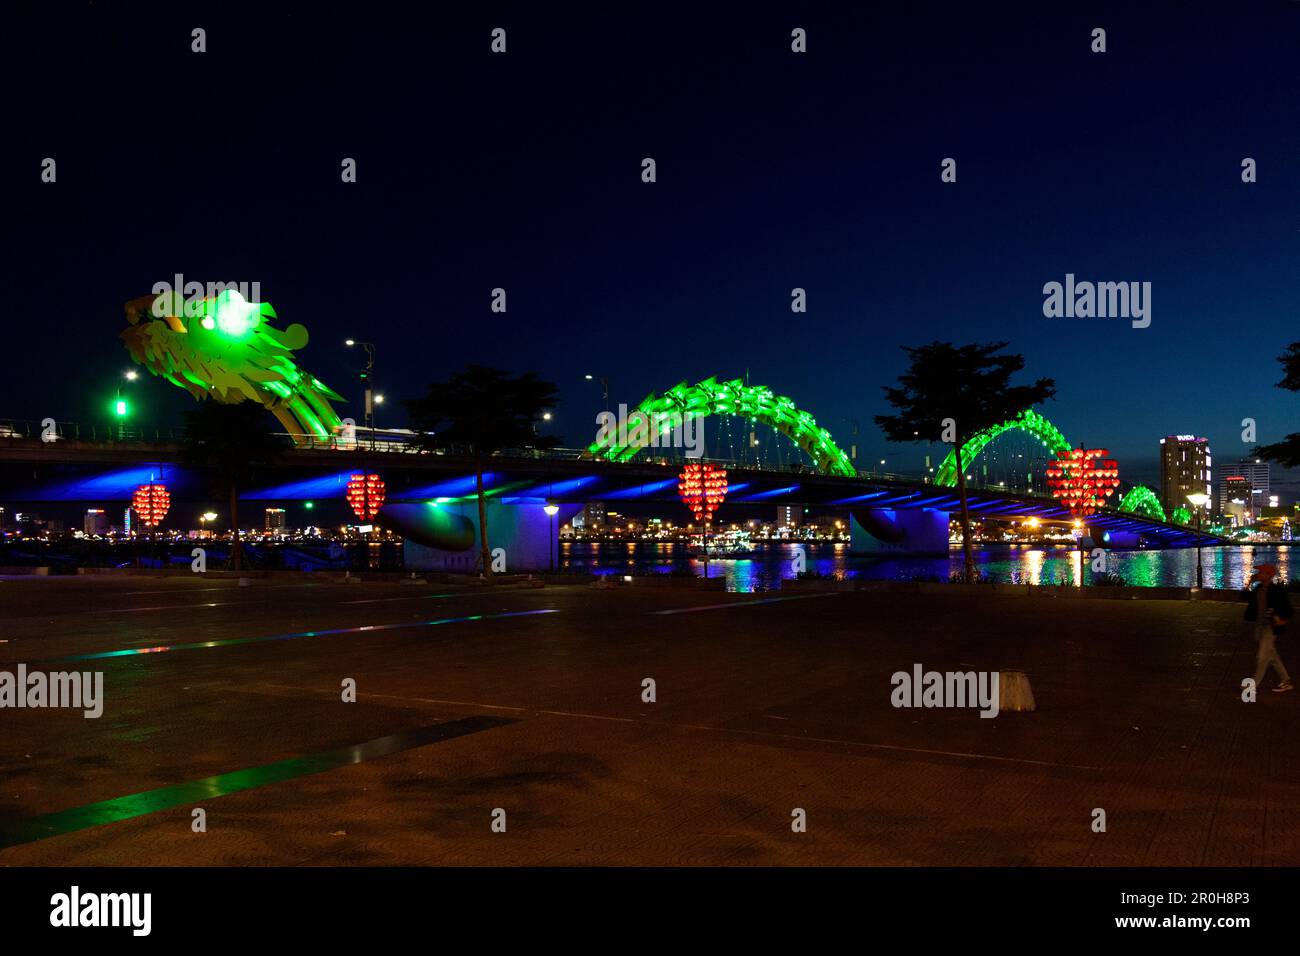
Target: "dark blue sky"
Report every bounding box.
[5,2,1300,491]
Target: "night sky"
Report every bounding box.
[5,2,1300,492]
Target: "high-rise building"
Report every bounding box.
[581,502,605,529]
[1222,476,1253,525]
[776,504,799,529]
[1160,435,1212,514]
[264,508,286,531]
[1218,459,1269,512]
[84,508,110,536]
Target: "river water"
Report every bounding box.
[560,541,1294,592]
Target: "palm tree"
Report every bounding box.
[404,366,559,578]
[876,341,1055,583]
[181,402,286,571]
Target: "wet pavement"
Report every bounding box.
[0,575,1297,865]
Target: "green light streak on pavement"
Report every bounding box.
[0,716,517,849]
[30,608,561,665]
[650,593,841,615]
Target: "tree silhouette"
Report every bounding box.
[1255,341,1300,466]
[876,341,1055,582]
[181,402,286,571]
[404,366,559,578]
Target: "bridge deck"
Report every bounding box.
[0,440,1225,546]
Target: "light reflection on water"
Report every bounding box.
[561,541,1293,593]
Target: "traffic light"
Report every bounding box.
[114,399,128,417]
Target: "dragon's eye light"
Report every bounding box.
[212,289,258,337]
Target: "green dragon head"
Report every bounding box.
[122,288,345,444]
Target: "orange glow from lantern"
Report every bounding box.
[131,483,171,528]
[1045,449,1121,517]
[677,463,728,524]
[345,473,386,522]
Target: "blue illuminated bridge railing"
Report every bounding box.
[0,427,1224,546]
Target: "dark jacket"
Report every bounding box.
[1243,581,1293,634]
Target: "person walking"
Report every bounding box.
[1243,563,1294,693]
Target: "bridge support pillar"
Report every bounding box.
[850,508,951,557]
[384,500,582,573]
[1094,529,1142,549]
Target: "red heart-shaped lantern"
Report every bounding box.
[345,473,386,522]
[131,483,171,528]
[678,463,728,524]
[1045,449,1120,517]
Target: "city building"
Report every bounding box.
[1159,435,1212,514]
[570,502,605,531]
[1222,476,1253,526]
[776,504,800,529]
[1218,459,1269,513]
[265,508,286,531]
[84,508,110,536]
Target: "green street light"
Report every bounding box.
[114,368,137,439]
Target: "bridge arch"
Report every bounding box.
[934,409,1071,487]
[585,376,856,477]
[1118,485,1166,521]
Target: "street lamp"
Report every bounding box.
[346,339,377,447]
[838,417,861,464]
[112,395,129,439]
[1187,492,1211,588]
[543,503,560,572]
[112,370,136,438]
[584,374,610,413]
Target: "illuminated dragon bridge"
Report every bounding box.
[585,376,856,477]
[1118,485,1166,521]
[933,409,1072,487]
[122,289,345,445]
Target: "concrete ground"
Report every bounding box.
[0,575,1295,866]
